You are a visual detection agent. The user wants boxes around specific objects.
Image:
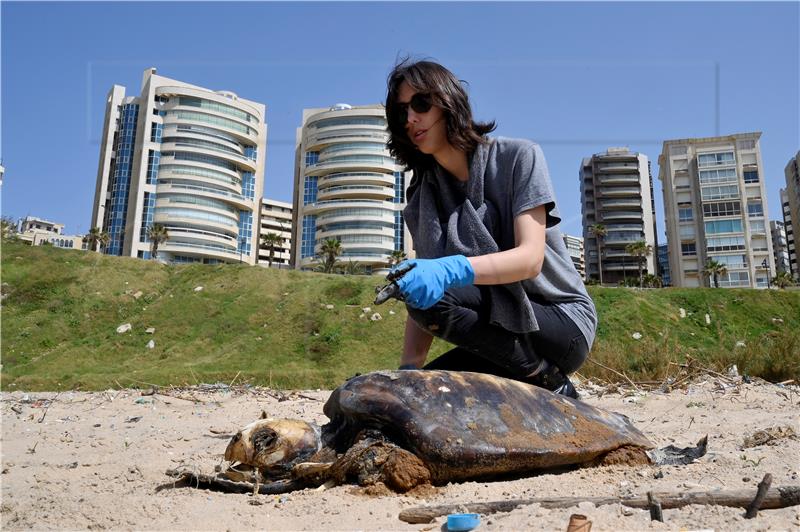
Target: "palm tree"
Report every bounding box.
[82,227,110,252]
[339,259,365,275]
[146,224,169,260]
[588,224,608,285]
[318,238,342,274]
[388,249,407,267]
[625,240,653,289]
[642,273,663,289]
[771,271,795,289]
[260,232,285,268]
[703,259,728,288]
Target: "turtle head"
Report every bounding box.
[224,413,321,475]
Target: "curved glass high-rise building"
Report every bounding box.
[91,68,266,264]
[291,104,411,273]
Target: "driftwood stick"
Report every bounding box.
[398,486,800,524]
[587,359,641,391]
[745,473,773,519]
[648,491,664,522]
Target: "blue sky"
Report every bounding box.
[2,1,798,240]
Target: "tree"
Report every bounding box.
[588,224,608,285]
[146,224,169,260]
[339,259,365,275]
[642,273,663,288]
[703,259,728,288]
[625,240,653,289]
[82,227,110,252]
[260,232,285,268]
[318,238,343,274]
[1,216,17,239]
[771,271,795,289]
[388,249,407,267]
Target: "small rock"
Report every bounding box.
[743,477,751,482]
[727,364,739,378]
[705,313,711,325]
[132,291,143,300]
[389,310,396,315]
[145,327,156,334]
[679,307,686,318]
[146,340,155,349]
[116,323,132,334]
[631,332,642,340]
[370,313,382,321]
[125,416,142,423]
[654,470,664,479]
[735,340,746,348]
[193,286,203,292]
[358,313,365,319]
[325,304,334,310]
[772,317,784,324]
[361,307,371,314]
[621,506,635,516]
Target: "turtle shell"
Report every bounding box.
[323,370,653,483]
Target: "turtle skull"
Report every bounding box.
[225,418,321,476]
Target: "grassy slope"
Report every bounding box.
[2,240,798,391]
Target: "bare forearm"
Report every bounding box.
[468,245,542,285]
[400,317,434,368]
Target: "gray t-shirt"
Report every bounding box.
[405,136,597,348]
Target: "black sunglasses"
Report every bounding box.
[397,93,433,123]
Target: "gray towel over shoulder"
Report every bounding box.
[403,137,597,346]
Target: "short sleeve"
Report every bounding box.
[512,142,561,228]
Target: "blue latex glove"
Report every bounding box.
[394,255,475,310]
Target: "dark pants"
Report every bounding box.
[407,285,588,382]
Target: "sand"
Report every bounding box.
[2,377,799,531]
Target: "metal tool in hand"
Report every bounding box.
[374,262,417,305]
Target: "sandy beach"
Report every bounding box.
[2,376,798,531]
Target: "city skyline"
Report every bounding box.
[2,2,798,241]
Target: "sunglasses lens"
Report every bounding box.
[411,93,432,113]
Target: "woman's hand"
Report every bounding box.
[394,255,474,309]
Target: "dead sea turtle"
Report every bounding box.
[220,370,656,493]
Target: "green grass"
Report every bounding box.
[2,240,798,391]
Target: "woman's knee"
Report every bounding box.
[405,290,464,337]
[558,334,589,374]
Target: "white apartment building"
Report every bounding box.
[91,68,266,264]
[562,234,585,280]
[17,216,86,250]
[291,104,411,273]
[784,151,800,279]
[258,198,292,268]
[580,147,658,285]
[770,220,791,275]
[658,133,774,288]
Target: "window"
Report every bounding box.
[737,139,756,150]
[698,151,735,168]
[679,225,695,238]
[701,184,739,201]
[747,201,764,218]
[699,167,737,185]
[670,145,687,156]
[681,242,696,256]
[718,271,750,288]
[709,254,747,269]
[705,219,743,234]
[743,170,759,183]
[706,235,745,252]
[679,207,693,222]
[750,220,766,234]
[703,201,741,218]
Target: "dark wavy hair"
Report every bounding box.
[385,59,496,171]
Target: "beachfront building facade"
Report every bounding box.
[658,132,774,288]
[784,151,800,280]
[562,234,585,280]
[16,216,86,250]
[91,68,266,264]
[290,104,411,274]
[580,147,658,285]
[257,198,292,268]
